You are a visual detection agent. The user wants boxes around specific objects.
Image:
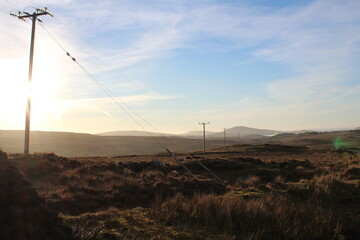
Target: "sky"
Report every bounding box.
[0,0,359,134]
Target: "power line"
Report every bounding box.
[39,17,195,149]
[39,22,188,152]
[39,22,171,147]
[48,16,196,134]
[38,21,223,183]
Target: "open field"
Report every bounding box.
[0,130,236,157]
[3,130,360,239]
[1,129,360,157]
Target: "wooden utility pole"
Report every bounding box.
[10,8,53,154]
[223,128,227,152]
[199,122,210,160]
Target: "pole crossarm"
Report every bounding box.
[10,8,53,20]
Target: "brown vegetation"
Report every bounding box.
[11,153,226,215]
[152,193,341,240]
[4,132,360,239]
[0,151,72,240]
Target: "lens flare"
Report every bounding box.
[333,137,349,149]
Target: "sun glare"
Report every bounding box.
[0,57,63,129]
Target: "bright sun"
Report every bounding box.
[0,57,63,129]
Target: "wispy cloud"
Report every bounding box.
[1,0,359,132]
[199,109,219,114]
[6,0,359,83]
[69,92,182,104]
[53,0,360,90]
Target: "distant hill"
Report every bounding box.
[290,130,315,134]
[2,128,360,156]
[0,130,233,157]
[98,126,282,139]
[97,130,174,137]
[210,126,281,138]
[179,130,218,139]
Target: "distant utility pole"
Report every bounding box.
[223,128,227,152]
[10,8,53,154]
[199,122,210,160]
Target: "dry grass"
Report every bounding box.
[10,153,226,215]
[311,174,345,194]
[153,193,342,240]
[243,176,262,186]
[289,173,360,203]
[7,145,360,239]
[62,207,232,240]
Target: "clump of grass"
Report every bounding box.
[300,173,360,207]
[244,176,262,186]
[153,193,342,240]
[311,174,344,195]
[342,166,360,180]
[274,175,286,183]
[306,174,355,197]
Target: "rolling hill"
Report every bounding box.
[97,126,281,139]
[2,128,359,157]
[97,130,174,137]
[210,126,281,138]
[0,130,235,157]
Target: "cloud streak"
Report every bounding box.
[1,0,359,133]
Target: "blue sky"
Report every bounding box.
[0,0,359,134]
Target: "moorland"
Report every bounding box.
[2,129,360,239]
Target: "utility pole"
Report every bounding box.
[10,8,53,154]
[223,128,227,152]
[199,122,210,160]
